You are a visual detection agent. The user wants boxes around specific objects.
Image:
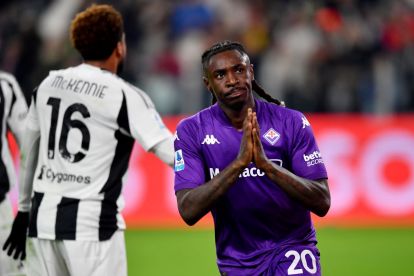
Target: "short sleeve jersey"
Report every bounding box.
[0,71,28,201]
[26,64,172,241]
[174,99,327,270]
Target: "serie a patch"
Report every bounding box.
[174,149,185,171]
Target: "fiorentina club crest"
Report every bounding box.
[263,128,280,145]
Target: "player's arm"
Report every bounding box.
[4,73,29,146]
[2,101,40,260]
[148,137,174,168]
[18,127,40,213]
[177,161,244,226]
[176,109,254,225]
[123,86,174,166]
[254,164,329,217]
[3,104,40,260]
[252,113,330,217]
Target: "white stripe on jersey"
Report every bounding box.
[76,199,102,240]
[0,71,28,199]
[36,194,61,240]
[26,63,172,241]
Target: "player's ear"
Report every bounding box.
[115,34,126,59]
[115,41,125,59]
[203,76,213,93]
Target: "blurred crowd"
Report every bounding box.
[1,0,414,114]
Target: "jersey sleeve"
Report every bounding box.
[288,111,328,180]
[25,92,40,132]
[18,127,39,212]
[123,85,172,151]
[3,74,28,146]
[17,93,39,212]
[174,119,206,192]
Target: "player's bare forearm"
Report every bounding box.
[176,160,247,225]
[260,160,330,217]
[177,108,255,225]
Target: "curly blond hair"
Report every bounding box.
[70,4,123,60]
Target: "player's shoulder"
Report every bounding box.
[0,70,13,78]
[45,64,120,81]
[259,99,305,122]
[177,105,215,130]
[176,113,199,134]
[176,106,217,140]
[0,70,16,81]
[42,64,130,91]
[121,80,148,97]
[40,65,78,85]
[120,81,155,109]
[258,100,312,134]
[0,71,23,97]
[259,99,301,115]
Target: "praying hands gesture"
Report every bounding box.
[236,108,269,170]
[237,108,330,217]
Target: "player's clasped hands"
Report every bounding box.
[237,108,269,169]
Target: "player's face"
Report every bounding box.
[204,50,254,110]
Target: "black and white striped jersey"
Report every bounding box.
[25,64,172,241]
[0,71,28,202]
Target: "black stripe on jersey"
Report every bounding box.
[28,192,44,238]
[0,82,10,199]
[32,87,38,104]
[98,92,134,241]
[55,197,80,240]
[8,81,17,116]
[126,84,152,109]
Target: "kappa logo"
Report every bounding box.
[202,134,220,145]
[302,116,310,129]
[174,131,180,141]
[263,128,280,145]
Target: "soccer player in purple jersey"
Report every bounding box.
[174,41,330,275]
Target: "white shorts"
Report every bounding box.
[0,196,26,276]
[26,230,127,276]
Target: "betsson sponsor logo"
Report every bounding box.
[303,151,324,167]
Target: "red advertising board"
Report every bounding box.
[7,114,414,227]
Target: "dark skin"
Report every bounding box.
[176,50,330,226]
[87,34,126,74]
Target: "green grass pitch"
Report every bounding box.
[125,227,414,276]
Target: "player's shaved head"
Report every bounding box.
[70,4,123,61]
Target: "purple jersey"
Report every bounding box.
[174,99,327,273]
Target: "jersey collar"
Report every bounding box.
[212,98,262,128]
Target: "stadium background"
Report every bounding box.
[1,0,414,275]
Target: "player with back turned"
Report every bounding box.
[3,4,174,276]
[0,71,28,276]
[174,41,330,275]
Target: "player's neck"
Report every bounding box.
[84,58,118,74]
[220,99,255,130]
